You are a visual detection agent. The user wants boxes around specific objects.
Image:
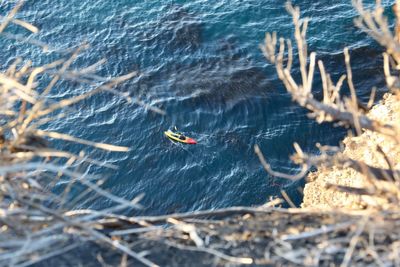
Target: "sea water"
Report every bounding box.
[0,0,392,215]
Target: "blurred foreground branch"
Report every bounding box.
[258,1,400,207]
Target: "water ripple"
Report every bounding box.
[2,0,391,214]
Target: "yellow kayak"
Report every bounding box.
[164,130,197,144]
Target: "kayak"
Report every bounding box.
[164,130,197,144]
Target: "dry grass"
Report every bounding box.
[258,0,400,206]
[1,0,400,266]
[0,2,158,266]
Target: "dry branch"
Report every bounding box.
[1,1,400,266]
[261,2,398,139]
[0,2,159,266]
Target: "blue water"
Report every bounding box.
[1,0,392,214]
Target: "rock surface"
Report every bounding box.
[302,93,400,209]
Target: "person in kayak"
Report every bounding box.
[164,127,197,144]
[173,126,186,140]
